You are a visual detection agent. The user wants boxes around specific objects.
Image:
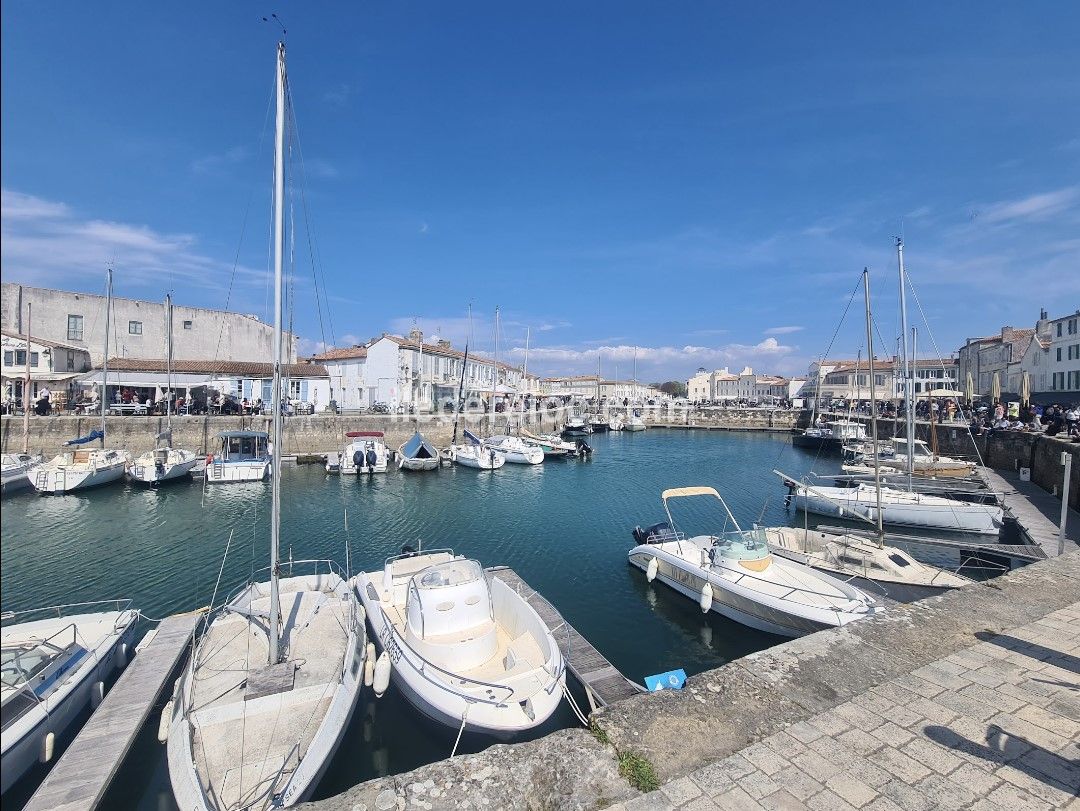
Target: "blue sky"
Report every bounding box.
[3,3,1078,381]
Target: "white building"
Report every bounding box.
[1,330,93,408]
[1,283,296,366]
[956,326,1035,398]
[1018,309,1080,401]
[686,366,790,403]
[307,345,369,411]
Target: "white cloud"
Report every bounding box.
[764,325,804,335]
[978,186,1079,224]
[191,146,250,175]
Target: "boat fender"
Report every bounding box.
[699,582,713,613]
[158,700,173,742]
[646,556,658,583]
[40,731,55,764]
[364,643,376,687]
[373,651,391,698]
[91,680,105,708]
[366,449,378,470]
[116,642,128,670]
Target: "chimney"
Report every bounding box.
[1036,310,1051,340]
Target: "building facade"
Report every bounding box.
[1018,309,1080,401]
[956,326,1035,399]
[686,366,790,403]
[1,330,93,407]
[1,283,296,367]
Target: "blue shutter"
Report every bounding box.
[243,380,252,399]
[262,381,271,402]
[301,380,309,401]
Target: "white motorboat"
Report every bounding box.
[397,431,439,471]
[519,430,579,457]
[623,414,647,432]
[562,413,589,436]
[760,526,971,602]
[127,447,199,485]
[204,430,271,484]
[588,414,609,433]
[786,479,1004,536]
[482,434,544,465]
[356,549,566,736]
[1,601,138,793]
[450,443,505,470]
[337,431,390,474]
[608,415,624,432]
[31,448,130,495]
[628,487,881,637]
[168,42,365,811]
[1,453,41,496]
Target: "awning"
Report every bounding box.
[77,370,214,388]
[1,371,85,383]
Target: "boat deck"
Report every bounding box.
[24,612,199,811]
[487,567,644,710]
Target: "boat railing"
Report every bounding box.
[219,559,348,608]
[376,613,516,706]
[0,598,134,627]
[383,548,455,567]
[644,528,686,544]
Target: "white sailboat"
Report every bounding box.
[32,268,130,495]
[167,42,365,811]
[623,350,647,431]
[1,601,139,793]
[479,311,540,464]
[128,295,198,485]
[451,430,506,469]
[1,454,41,496]
[629,488,881,637]
[356,549,566,736]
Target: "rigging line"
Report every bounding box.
[211,75,277,370]
[285,84,335,350]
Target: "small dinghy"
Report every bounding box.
[397,430,439,471]
[629,487,881,637]
[356,549,566,736]
[623,414,647,432]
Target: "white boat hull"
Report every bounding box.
[794,487,1003,535]
[623,421,646,432]
[1,455,40,496]
[204,458,270,483]
[398,456,439,471]
[127,449,199,484]
[451,446,505,469]
[32,452,130,495]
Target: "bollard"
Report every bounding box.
[1061,452,1073,555]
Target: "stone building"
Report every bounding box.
[956,326,1035,398]
[1,330,93,407]
[1016,309,1080,403]
[686,366,790,402]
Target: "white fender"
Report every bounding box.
[116,642,129,671]
[373,651,391,698]
[40,732,55,764]
[645,556,658,583]
[699,582,713,613]
[158,700,173,742]
[364,643,376,687]
[91,680,105,708]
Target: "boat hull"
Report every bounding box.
[794,490,1003,535]
[204,459,270,483]
[32,458,128,494]
[399,456,439,471]
[127,452,199,485]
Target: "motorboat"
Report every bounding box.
[623,414,647,432]
[759,526,971,602]
[608,415,625,432]
[482,434,544,465]
[792,420,867,452]
[588,414,609,433]
[783,478,1004,536]
[628,487,881,637]
[168,42,365,811]
[356,549,566,736]
[1,453,41,496]
[450,430,506,469]
[127,446,199,485]
[519,430,579,458]
[31,448,130,495]
[562,413,589,436]
[337,431,389,474]
[397,430,439,471]
[1,600,139,793]
[204,431,271,483]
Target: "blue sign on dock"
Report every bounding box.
[644,669,686,692]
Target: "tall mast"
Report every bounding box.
[165,294,173,429]
[416,321,423,415]
[863,268,885,548]
[268,40,286,666]
[520,327,530,427]
[22,303,31,453]
[896,237,914,478]
[452,306,471,445]
[597,351,601,409]
[102,268,112,446]
[490,307,499,427]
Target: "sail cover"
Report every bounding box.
[66,429,105,446]
[401,431,436,459]
[463,429,482,446]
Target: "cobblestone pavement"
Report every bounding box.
[610,604,1080,811]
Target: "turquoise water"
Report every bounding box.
[0,430,990,808]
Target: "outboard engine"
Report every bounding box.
[352,449,364,470]
[399,543,418,557]
[632,521,673,545]
[365,448,378,470]
[577,440,592,456]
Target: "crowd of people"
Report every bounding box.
[971,400,1080,440]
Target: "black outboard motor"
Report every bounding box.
[365,448,378,471]
[577,440,592,457]
[352,449,364,470]
[400,543,418,557]
[632,521,673,545]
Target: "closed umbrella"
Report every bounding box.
[965,372,974,404]
[991,371,1001,403]
[1021,371,1030,408]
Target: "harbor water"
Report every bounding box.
[0,429,999,809]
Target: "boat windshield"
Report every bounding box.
[415,559,484,590]
[712,529,771,561]
[221,435,265,460]
[0,638,71,690]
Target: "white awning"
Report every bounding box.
[77,370,214,388]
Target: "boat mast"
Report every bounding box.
[490,307,499,430]
[896,237,914,482]
[268,40,287,666]
[415,320,423,416]
[520,327,530,429]
[102,268,112,446]
[863,268,885,548]
[452,306,471,445]
[22,303,31,453]
[165,293,173,429]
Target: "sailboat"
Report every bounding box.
[588,351,609,433]
[779,269,1003,537]
[482,322,543,464]
[127,294,199,485]
[167,42,365,811]
[31,269,131,494]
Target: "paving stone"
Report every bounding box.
[780,766,824,802]
[958,682,1026,714]
[1014,702,1080,738]
[808,712,851,738]
[985,781,1055,811]
[966,667,1008,689]
[791,748,843,781]
[711,786,766,811]
[624,792,673,811]
[836,728,885,756]
[911,773,979,808]
[932,689,999,722]
[758,790,810,811]
[741,742,790,776]
[948,762,1003,796]
[681,797,721,811]
[805,788,857,811]
[849,690,896,718]
[869,747,933,784]
[842,754,894,790]
[994,761,1078,808]
[903,696,958,726]
[688,762,736,798]
[785,721,824,745]
[832,701,886,732]
[912,663,973,691]
[1046,693,1080,722]
[868,720,916,747]
[876,778,933,811]
[824,772,878,808]
[1015,746,1080,789]
[739,769,782,801]
[988,712,1072,752]
[862,798,905,811]
[899,736,965,775]
[660,777,702,806]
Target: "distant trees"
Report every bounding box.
[655,381,687,398]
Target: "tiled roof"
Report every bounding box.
[306,346,368,361]
[103,358,328,377]
[1,330,89,352]
[378,335,521,372]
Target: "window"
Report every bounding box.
[3,351,12,366]
[1057,348,1063,362]
[30,352,39,368]
[183,320,193,330]
[1070,319,1077,335]
[128,320,143,335]
[67,314,84,341]
[1057,323,1063,337]
[67,351,75,371]
[289,380,302,398]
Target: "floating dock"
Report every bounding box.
[488,567,644,710]
[979,466,1079,557]
[25,612,200,811]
